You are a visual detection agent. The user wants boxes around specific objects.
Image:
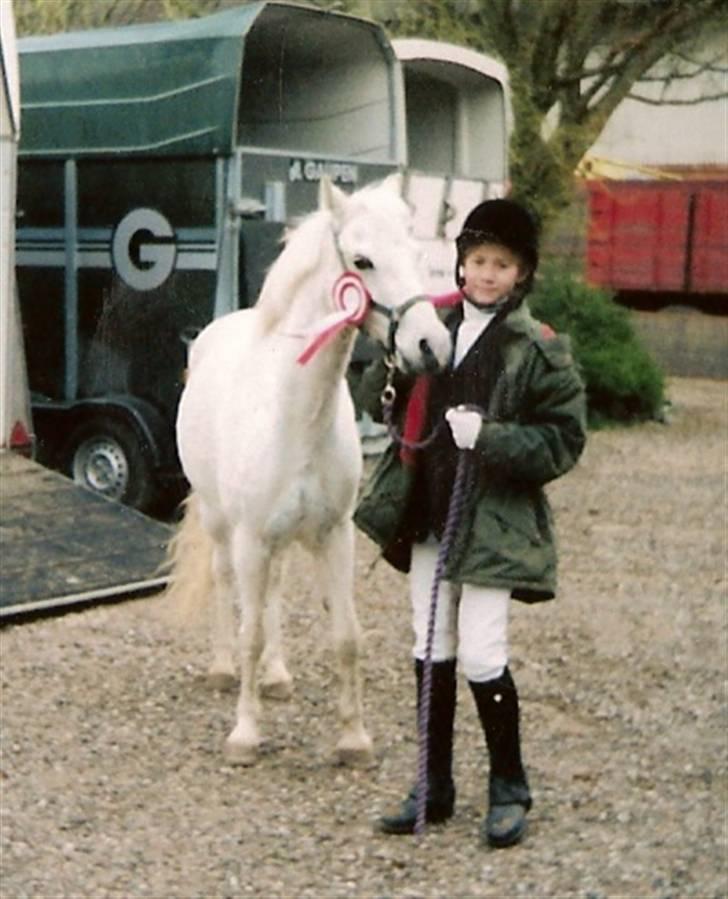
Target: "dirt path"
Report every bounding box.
[1,377,725,899]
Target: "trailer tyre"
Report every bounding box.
[64,419,157,512]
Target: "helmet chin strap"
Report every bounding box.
[460,273,531,315]
[461,292,512,314]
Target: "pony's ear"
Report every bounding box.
[380,172,404,197]
[319,176,348,221]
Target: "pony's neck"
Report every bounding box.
[256,211,341,334]
[256,210,356,427]
[291,263,357,428]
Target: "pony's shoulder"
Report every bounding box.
[188,309,257,368]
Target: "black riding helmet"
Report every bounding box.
[455,198,539,291]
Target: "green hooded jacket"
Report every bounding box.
[353,301,587,603]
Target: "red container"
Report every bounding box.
[586,180,728,294]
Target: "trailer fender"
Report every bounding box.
[36,396,178,512]
[69,396,176,470]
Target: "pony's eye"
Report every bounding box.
[353,256,374,271]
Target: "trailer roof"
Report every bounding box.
[18,2,391,159]
[393,37,512,131]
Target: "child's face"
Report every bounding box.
[461,242,528,307]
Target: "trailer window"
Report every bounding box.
[402,61,506,180]
[237,8,396,162]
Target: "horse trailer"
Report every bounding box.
[393,38,511,293]
[2,0,171,620]
[15,3,510,512]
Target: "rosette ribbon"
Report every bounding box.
[297,272,372,365]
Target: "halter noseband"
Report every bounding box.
[369,294,432,358]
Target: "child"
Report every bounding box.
[353,198,587,848]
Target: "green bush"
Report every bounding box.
[529,266,665,426]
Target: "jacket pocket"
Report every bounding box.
[492,510,542,548]
[487,490,544,547]
[458,494,551,584]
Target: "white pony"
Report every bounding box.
[168,175,451,766]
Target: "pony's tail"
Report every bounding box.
[162,491,214,626]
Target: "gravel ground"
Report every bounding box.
[1,376,726,899]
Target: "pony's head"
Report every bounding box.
[320,175,452,373]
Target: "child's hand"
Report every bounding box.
[445,406,482,450]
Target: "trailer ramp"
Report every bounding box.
[0,452,171,618]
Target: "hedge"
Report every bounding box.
[529,266,665,426]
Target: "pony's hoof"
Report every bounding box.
[335,735,375,768]
[260,676,293,701]
[206,670,238,692]
[224,736,260,766]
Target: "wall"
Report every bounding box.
[629,308,728,380]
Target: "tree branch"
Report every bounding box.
[627,90,728,105]
[636,62,728,83]
[530,0,576,109]
[481,0,521,63]
[573,1,724,123]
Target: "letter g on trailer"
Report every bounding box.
[14,3,406,513]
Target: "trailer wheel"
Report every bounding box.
[64,419,157,512]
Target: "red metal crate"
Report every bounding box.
[586,180,727,295]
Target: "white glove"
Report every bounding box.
[445,405,482,450]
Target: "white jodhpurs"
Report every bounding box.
[409,538,510,683]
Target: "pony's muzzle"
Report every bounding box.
[393,300,452,374]
[419,338,443,373]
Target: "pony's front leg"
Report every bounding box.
[208,542,238,690]
[319,520,374,767]
[260,554,293,700]
[225,531,270,765]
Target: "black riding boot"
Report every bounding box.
[378,658,457,834]
[469,667,532,848]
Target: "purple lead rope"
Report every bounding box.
[414,450,473,835]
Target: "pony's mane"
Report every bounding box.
[255,209,333,331]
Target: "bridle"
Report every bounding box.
[313,222,463,453]
[369,293,433,359]
[296,223,434,366]
[331,224,434,359]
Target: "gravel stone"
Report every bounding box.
[0,377,725,898]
